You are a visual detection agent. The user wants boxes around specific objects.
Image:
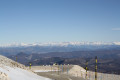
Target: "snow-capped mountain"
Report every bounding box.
[0,42,120,56]
[1,42,120,47]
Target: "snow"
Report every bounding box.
[1,41,120,47]
[34,70,60,72]
[0,55,52,80]
[0,66,51,80]
[68,65,86,78]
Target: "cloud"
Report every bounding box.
[112,28,120,31]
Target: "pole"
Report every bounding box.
[51,65,52,74]
[29,62,32,69]
[95,56,97,80]
[85,61,88,79]
[16,56,17,62]
[67,64,69,75]
[62,64,63,73]
[58,64,59,75]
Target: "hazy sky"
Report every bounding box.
[0,0,120,44]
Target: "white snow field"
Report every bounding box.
[31,66,60,73]
[0,55,51,80]
[34,70,60,72]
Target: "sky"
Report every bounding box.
[0,0,120,44]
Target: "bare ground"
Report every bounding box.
[33,65,87,80]
[32,65,120,80]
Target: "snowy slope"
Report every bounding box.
[0,55,51,80]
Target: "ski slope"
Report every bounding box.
[0,55,51,80]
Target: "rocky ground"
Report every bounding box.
[32,65,86,80]
[32,65,120,80]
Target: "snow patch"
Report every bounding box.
[0,66,51,80]
[0,55,52,80]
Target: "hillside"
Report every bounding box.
[0,55,51,80]
[7,49,120,74]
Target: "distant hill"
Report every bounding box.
[7,49,120,74]
[0,42,120,56]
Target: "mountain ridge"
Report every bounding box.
[0,42,120,56]
[1,42,120,47]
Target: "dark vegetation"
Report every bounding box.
[0,45,120,56]
[7,50,120,75]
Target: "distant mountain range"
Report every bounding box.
[0,42,120,56]
[1,42,120,47]
[1,42,120,74]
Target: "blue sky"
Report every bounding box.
[0,0,120,44]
